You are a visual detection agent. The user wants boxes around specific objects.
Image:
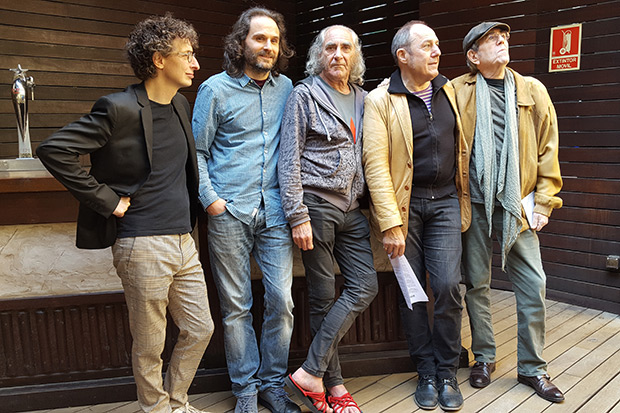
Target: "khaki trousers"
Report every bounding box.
[113,233,214,412]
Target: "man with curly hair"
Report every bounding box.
[192,7,299,413]
[36,15,214,413]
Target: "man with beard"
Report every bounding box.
[192,7,299,413]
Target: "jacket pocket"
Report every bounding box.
[301,147,342,178]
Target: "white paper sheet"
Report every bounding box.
[521,191,535,228]
[389,254,428,310]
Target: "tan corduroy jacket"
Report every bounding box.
[362,76,470,240]
[452,68,563,231]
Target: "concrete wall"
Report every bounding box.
[0,223,120,299]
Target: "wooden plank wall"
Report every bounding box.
[0,0,295,159]
[294,0,620,313]
[294,0,420,87]
[420,0,620,313]
[0,275,411,394]
[0,0,617,310]
[0,292,133,387]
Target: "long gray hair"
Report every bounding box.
[305,25,366,86]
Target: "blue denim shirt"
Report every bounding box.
[192,71,293,227]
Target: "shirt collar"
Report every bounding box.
[388,68,447,95]
[388,69,410,95]
[237,71,276,88]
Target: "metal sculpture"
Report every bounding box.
[10,64,36,158]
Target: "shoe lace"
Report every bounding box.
[268,387,291,404]
[237,396,255,411]
[328,392,361,413]
[440,377,458,389]
[419,375,437,386]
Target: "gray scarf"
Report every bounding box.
[474,70,522,269]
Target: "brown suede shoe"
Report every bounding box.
[517,374,565,403]
[469,362,496,388]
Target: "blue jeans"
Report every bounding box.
[300,194,378,388]
[400,195,463,379]
[207,207,294,397]
[463,202,547,376]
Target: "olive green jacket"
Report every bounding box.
[452,68,563,230]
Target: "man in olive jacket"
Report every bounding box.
[452,21,564,403]
[36,16,214,413]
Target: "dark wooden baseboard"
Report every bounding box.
[0,353,410,412]
[0,272,474,412]
[0,348,471,412]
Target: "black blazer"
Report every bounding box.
[37,83,200,249]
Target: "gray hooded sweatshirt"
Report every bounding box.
[278,75,367,227]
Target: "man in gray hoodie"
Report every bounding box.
[279,25,377,413]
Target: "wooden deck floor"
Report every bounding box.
[29,289,620,413]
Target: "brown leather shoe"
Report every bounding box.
[469,362,496,388]
[517,374,565,402]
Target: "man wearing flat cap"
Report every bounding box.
[452,22,564,403]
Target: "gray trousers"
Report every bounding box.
[300,194,378,388]
[462,203,547,376]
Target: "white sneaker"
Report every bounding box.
[172,402,209,413]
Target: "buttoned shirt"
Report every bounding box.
[192,71,293,227]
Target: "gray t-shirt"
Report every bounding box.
[317,76,357,136]
[306,77,360,212]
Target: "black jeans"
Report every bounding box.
[300,193,379,388]
[400,195,463,379]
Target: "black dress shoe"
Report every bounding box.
[438,377,463,411]
[259,387,302,413]
[517,374,565,403]
[414,375,438,410]
[469,361,496,388]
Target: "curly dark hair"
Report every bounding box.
[223,7,294,78]
[125,14,198,81]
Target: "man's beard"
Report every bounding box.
[244,48,277,74]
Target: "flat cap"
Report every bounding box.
[463,21,511,54]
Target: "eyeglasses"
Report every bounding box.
[176,51,197,63]
[485,32,510,43]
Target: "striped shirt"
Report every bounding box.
[413,83,433,114]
